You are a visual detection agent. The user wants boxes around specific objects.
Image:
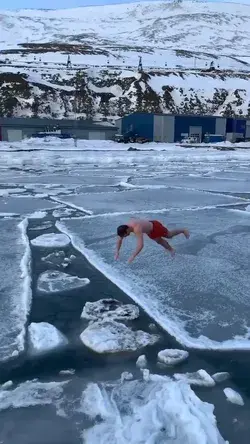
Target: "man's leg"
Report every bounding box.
[155,237,175,256]
[167,228,190,239]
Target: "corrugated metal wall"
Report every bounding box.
[153,115,175,142]
[174,116,216,142]
[121,113,154,140]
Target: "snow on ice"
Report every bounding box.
[28,322,69,356]
[80,320,160,354]
[81,299,140,322]
[37,270,90,294]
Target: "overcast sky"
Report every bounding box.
[3,0,249,9]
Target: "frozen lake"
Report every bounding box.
[0,139,250,444]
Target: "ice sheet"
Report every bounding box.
[81,378,226,444]
[0,196,58,215]
[57,207,250,350]
[131,176,250,194]
[81,299,139,321]
[0,219,31,362]
[58,188,245,215]
[223,388,244,406]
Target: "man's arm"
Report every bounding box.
[128,230,144,263]
[115,237,123,260]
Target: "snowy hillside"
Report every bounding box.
[1,0,250,119]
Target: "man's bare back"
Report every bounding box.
[127,218,153,235]
[115,218,189,263]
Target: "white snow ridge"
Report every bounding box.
[37,270,90,294]
[31,233,70,248]
[80,320,160,353]
[81,298,139,321]
[28,322,68,356]
[157,349,189,366]
[81,378,226,444]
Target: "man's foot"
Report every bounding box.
[170,248,175,257]
[183,229,190,239]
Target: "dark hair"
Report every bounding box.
[117,225,129,237]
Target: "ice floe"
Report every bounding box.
[212,372,230,383]
[0,379,68,412]
[37,270,90,294]
[41,251,75,268]
[81,377,226,444]
[28,322,69,356]
[0,218,32,363]
[53,207,77,218]
[136,355,148,369]
[59,369,76,376]
[174,370,216,387]
[29,221,54,230]
[157,349,189,366]
[1,381,13,390]
[121,372,134,383]
[28,211,47,219]
[81,298,139,322]
[31,233,70,247]
[80,320,160,353]
[223,388,244,406]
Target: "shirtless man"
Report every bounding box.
[115,218,189,263]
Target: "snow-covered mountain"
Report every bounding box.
[1,0,250,120]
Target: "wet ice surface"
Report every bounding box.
[0,219,31,363]
[1,143,250,444]
[59,207,250,349]
[58,187,245,214]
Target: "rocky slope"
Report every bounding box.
[1,1,250,120]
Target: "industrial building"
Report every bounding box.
[0,118,117,142]
[116,113,249,143]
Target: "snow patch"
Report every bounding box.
[31,232,70,247]
[28,322,68,356]
[80,320,160,354]
[37,270,90,294]
[157,349,189,366]
[81,298,139,322]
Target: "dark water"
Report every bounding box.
[0,209,250,444]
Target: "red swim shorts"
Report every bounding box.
[148,220,169,240]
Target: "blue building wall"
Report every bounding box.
[226,118,246,135]
[121,113,154,140]
[174,116,216,142]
